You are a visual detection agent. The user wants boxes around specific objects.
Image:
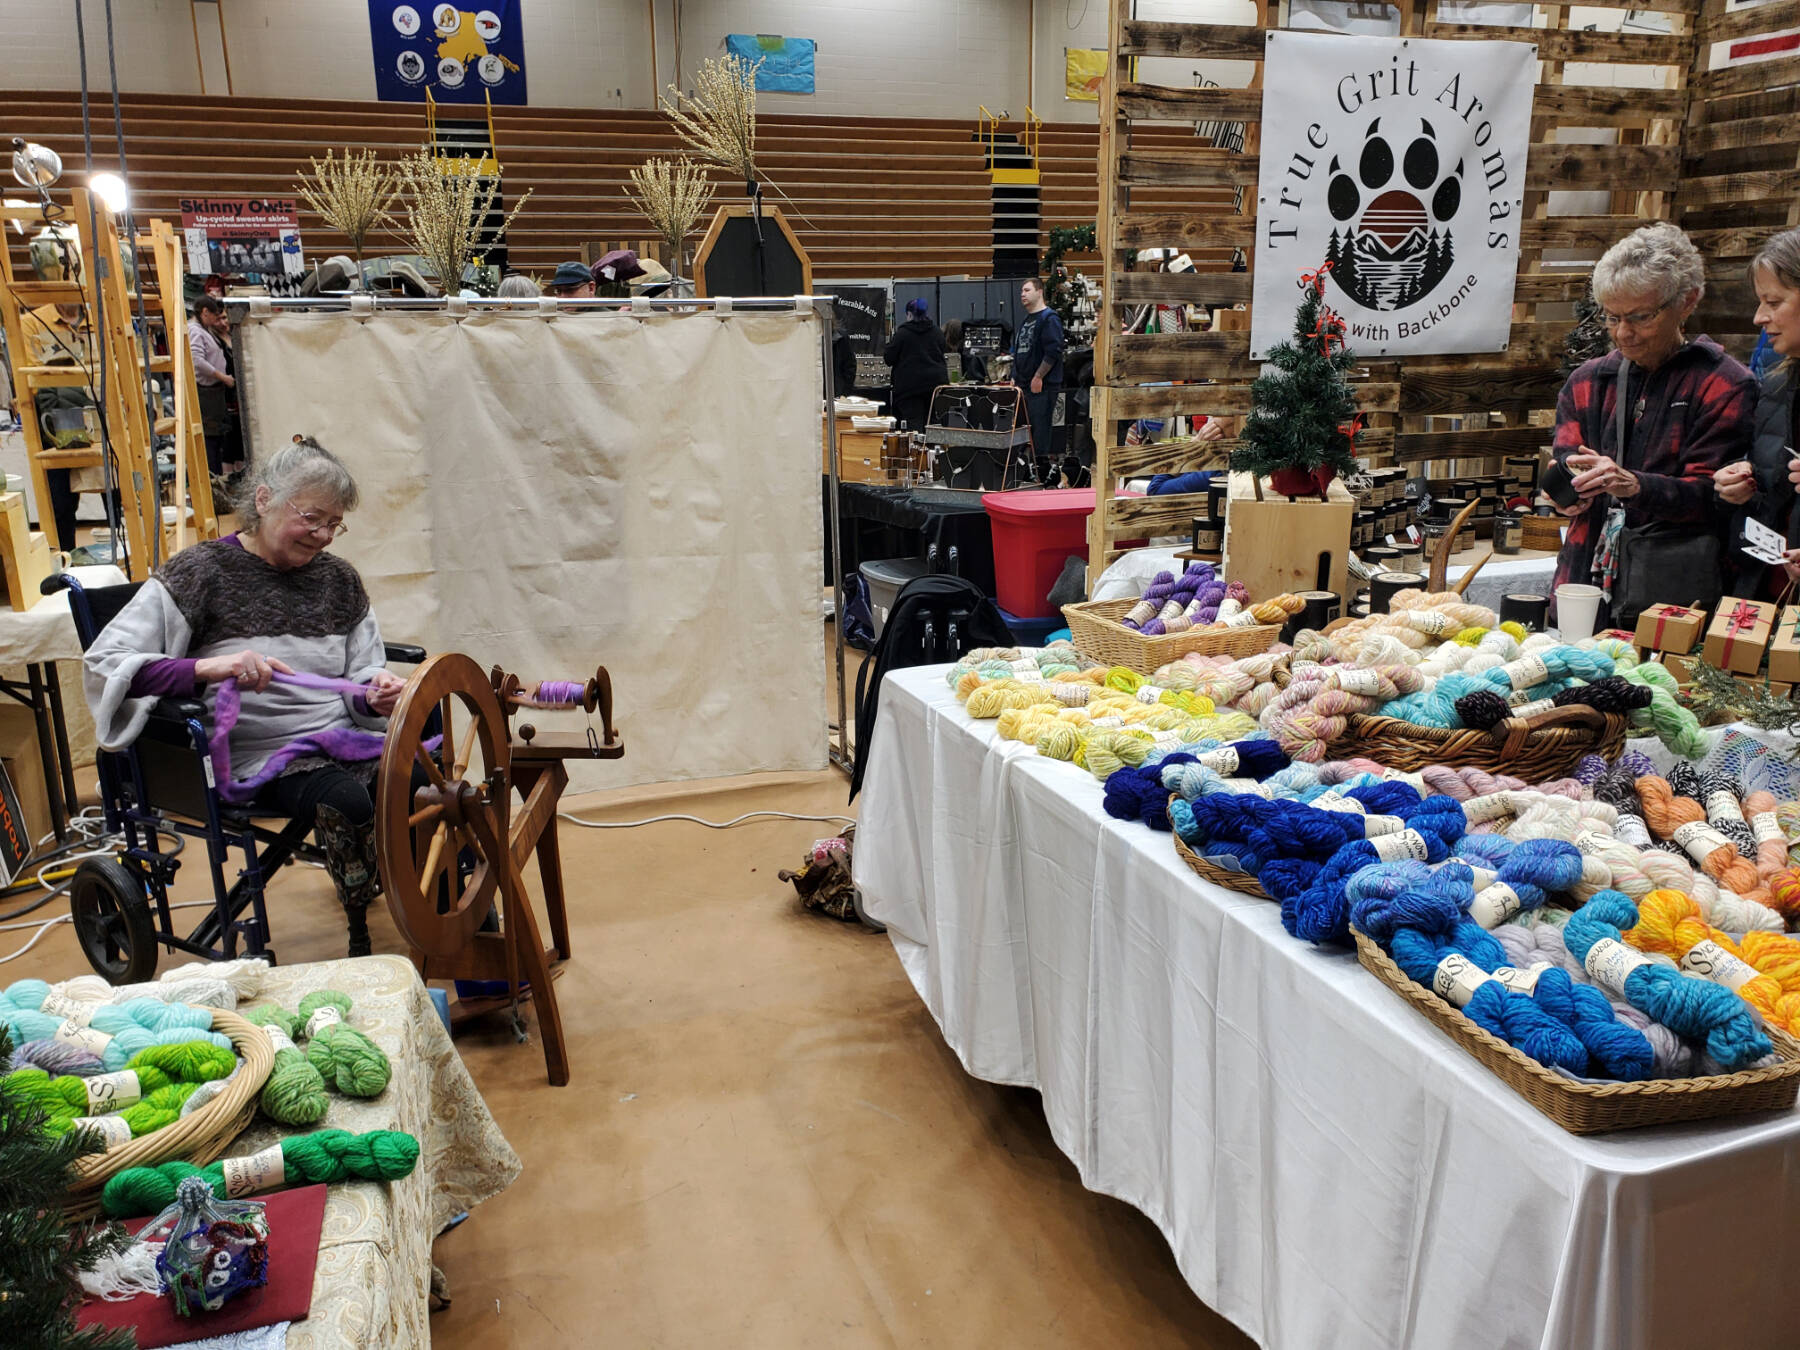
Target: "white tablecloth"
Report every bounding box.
[853,666,1800,1350]
[1445,551,1556,617]
[0,563,128,664]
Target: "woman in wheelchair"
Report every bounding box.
[84,438,407,957]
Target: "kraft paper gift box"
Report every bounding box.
[1702,598,1776,676]
[1657,651,1697,686]
[1633,603,1706,655]
[1768,607,1800,685]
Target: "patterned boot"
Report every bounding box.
[315,803,381,958]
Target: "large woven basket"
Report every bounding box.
[62,1007,274,1222]
[1062,598,1281,674]
[1171,810,1271,900]
[1324,703,1627,778]
[1350,925,1800,1132]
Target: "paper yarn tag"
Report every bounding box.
[1360,813,1404,837]
[1135,684,1168,703]
[1411,611,1456,637]
[1469,882,1524,929]
[1705,790,1747,825]
[1754,812,1786,846]
[1223,610,1263,628]
[71,1114,131,1149]
[1197,746,1240,776]
[1431,953,1494,1007]
[1216,598,1243,619]
[1501,654,1550,690]
[1584,937,1652,996]
[261,1023,297,1056]
[221,1143,287,1198]
[1310,791,1365,815]
[1461,792,1515,824]
[53,1021,112,1055]
[1371,829,1430,862]
[1336,667,1386,697]
[39,991,95,1025]
[1680,940,1761,993]
[1510,698,1556,720]
[84,1070,142,1115]
[1672,819,1728,859]
[303,1005,344,1038]
[1492,963,1550,996]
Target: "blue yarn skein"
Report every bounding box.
[1383,671,1491,730]
[1271,793,1469,943]
[1346,860,1459,941]
[1530,968,1657,1080]
[1563,891,1773,1071]
[1466,838,1584,928]
[1103,752,1201,831]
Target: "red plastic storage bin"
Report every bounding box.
[982,488,1104,619]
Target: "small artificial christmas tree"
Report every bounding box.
[0,1030,135,1349]
[1233,263,1364,500]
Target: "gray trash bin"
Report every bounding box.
[859,557,930,639]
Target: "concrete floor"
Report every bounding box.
[10,679,1253,1348]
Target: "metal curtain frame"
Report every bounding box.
[225,293,854,779]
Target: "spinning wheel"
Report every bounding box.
[375,652,625,1087]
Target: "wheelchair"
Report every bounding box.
[50,573,427,983]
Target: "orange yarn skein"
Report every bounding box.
[1628,890,1800,1034]
[1637,776,1770,902]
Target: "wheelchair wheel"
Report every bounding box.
[70,857,158,984]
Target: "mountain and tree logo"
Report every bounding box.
[1324,118,1463,311]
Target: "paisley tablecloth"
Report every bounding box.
[212,955,520,1348]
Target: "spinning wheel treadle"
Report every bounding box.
[375,652,583,1085]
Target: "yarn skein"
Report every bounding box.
[297,989,392,1099]
[101,1128,422,1216]
[242,1005,329,1125]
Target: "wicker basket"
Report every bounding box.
[1350,925,1800,1132]
[1324,703,1627,778]
[1171,809,1271,900]
[1062,598,1281,674]
[1520,513,1565,552]
[62,1008,274,1221]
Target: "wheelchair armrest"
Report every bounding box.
[41,573,77,598]
[383,642,427,666]
[152,697,207,723]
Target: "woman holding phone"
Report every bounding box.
[1715,227,1800,590]
[1546,222,1757,628]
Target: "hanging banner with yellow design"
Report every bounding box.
[1065,48,1106,101]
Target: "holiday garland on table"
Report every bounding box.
[1232,263,1364,501]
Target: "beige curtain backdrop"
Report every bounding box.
[237,307,826,792]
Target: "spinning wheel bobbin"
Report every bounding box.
[490,665,622,752]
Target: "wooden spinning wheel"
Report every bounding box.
[375,652,625,1087]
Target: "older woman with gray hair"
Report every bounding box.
[1548,221,1757,628]
[83,438,406,956]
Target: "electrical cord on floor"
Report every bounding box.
[556,808,856,830]
[0,899,213,966]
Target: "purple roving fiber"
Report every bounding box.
[208,670,388,804]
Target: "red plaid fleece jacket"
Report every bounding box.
[1550,337,1757,599]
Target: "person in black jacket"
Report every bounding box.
[883,298,949,432]
[1012,277,1066,485]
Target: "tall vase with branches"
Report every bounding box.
[294,148,399,284]
[393,149,532,294]
[660,54,760,194]
[624,156,715,282]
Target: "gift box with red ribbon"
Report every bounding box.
[1702,597,1776,675]
[1768,606,1800,684]
[1632,602,1706,655]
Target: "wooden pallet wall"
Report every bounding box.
[1089,0,1702,574]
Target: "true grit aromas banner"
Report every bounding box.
[1251,32,1535,359]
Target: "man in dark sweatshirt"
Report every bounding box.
[1012,277,1066,485]
[883,297,949,432]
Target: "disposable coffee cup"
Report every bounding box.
[1555,583,1603,641]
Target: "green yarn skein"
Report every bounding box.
[296,989,391,1099]
[100,1128,423,1216]
[242,1004,328,1126]
[4,1041,235,1126]
[43,1082,199,1138]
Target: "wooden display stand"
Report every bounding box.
[0,493,55,611]
[1221,473,1353,603]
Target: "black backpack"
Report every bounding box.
[850,574,1012,799]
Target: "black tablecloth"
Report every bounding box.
[823,479,998,597]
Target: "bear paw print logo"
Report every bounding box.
[1325,118,1462,313]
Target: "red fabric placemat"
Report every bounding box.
[76,1183,326,1348]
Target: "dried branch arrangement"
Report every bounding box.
[393,149,532,293]
[659,54,760,184]
[623,156,716,275]
[294,148,399,271]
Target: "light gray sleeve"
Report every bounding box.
[82,580,194,751]
[342,608,389,730]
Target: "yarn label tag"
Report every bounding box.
[1222,778,1272,798]
[1672,820,1730,861]
[1501,654,1550,689]
[261,1023,297,1056]
[1469,882,1524,929]
[1336,668,1386,697]
[1462,792,1515,824]
[1583,937,1652,996]
[1706,791,1747,825]
[1135,684,1168,703]
[1511,698,1556,720]
[1360,813,1404,837]
[1680,940,1760,993]
[1013,670,1046,684]
[1504,688,1540,708]
[222,1144,287,1198]
[84,1070,142,1114]
[304,1005,344,1038]
[1371,829,1430,863]
[39,991,94,1025]
[1196,746,1240,776]
[1411,611,1457,637]
[1449,859,1499,891]
[1492,963,1550,996]
[71,1115,131,1149]
[1090,716,1124,729]
[1754,812,1786,846]
[1310,792,1365,815]
[1572,829,1610,856]
[1431,953,1494,1007]
[1216,598,1243,620]
[1223,610,1262,628]
[53,1021,112,1055]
